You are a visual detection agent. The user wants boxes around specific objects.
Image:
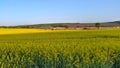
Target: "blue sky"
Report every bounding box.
[0,0,120,25]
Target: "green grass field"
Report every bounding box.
[0,29,120,68]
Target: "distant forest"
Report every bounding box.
[0,21,120,29]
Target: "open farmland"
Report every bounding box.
[0,29,120,68]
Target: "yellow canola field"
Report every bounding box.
[0,28,80,35]
[0,28,52,35]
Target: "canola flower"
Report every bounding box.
[0,28,51,35]
[0,28,120,68]
[0,28,81,35]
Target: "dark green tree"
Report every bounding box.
[95,23,101,29]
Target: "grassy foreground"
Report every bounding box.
[0,28,120,68]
